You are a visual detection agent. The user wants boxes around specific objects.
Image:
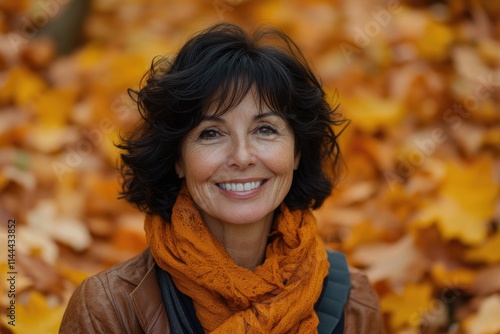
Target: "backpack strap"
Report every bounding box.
[316,250,351,334]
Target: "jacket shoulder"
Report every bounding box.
[343,267,385,334]
[99,248,156,286]
[60,249,167,334]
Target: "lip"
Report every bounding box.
[216,178,268,199]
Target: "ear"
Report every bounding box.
[294,151,300,170]
[175,160,185,178]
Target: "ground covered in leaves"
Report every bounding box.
[0,0,499,333]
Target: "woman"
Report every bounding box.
[60,23,384,333]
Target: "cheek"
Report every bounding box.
[182,148,223,181]
[264,145,297,175]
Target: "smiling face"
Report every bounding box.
[175,90,300,227]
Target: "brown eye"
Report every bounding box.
[198,129,220,140]
[257,125,278,136]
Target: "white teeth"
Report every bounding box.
[219,181,262,192]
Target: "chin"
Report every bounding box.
[219,210,274,226]
[231,215,268,225]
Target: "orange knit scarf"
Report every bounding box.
[145,186,329,333]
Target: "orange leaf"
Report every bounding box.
[343,220,383,251]
[1,291,66,334]
[430,262,476,288]
[342,95,406,133]
[465,233,500,264]
[33,88,78,127]
[0,66,47,106]
[413,157,499,245]
[416,19,454,61]
[57,266,89,286]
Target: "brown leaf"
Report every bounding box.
[470,266,500,296]
[17,254,65,298]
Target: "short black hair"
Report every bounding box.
[117,23,346,222]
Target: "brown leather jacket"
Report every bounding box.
[60,249,384,333]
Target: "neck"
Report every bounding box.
[202,213,274,271]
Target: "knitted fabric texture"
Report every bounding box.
[145,185,329,333]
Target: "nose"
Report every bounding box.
[227,136,256,169]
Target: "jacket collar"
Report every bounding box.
[122,249,171,333]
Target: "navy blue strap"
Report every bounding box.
[332,312,345,334]
[316,250,351,334]
[156,266,203,334]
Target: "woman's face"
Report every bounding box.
[176,90,300,227]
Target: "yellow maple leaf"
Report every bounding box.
[1,291,66,334]
[415,19,454,61]
[34,88,78,127]
[0,66,47,106]
[342,95,406,133]
[57,265,89,286]
[343,220,383,251]
[430,262,476,288]
[441,158,498,220]
[26,88,79,153]
[465,233,500,264]
[413,157,499,245]
[381,282,434,329]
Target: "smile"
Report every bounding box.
[217,181,264,192]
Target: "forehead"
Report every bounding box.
[204,87,268,115]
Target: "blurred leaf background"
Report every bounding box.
[0,0,499,333]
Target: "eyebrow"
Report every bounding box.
[200,111,282,123]
[255,111,281,120]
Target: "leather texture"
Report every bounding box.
[60,249,384,333]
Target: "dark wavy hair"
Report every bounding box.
[117,23,346,222]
